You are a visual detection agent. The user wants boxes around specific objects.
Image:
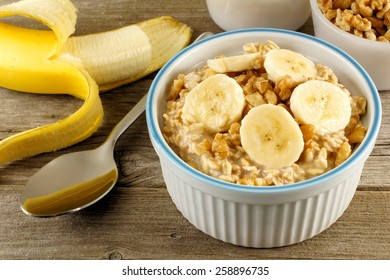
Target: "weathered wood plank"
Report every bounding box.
[0,186,389,260]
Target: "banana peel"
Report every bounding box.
[0,0,192,165]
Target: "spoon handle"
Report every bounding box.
[105,94,147,149]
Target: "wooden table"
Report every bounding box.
[0,0,389,260]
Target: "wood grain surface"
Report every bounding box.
[0,0,389,260]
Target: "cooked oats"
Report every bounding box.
[162,40,367,186]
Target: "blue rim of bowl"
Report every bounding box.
[146,28,382,194]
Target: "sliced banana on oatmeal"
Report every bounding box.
[207,52,262,73]
[240,104,304,169]
[182,74,245,133]
[264,49,317,84]
[290,80,352,133]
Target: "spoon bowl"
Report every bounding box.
[21,144,118,216]
[20,32,212,217]
[20,94,147,216]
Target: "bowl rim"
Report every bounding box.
[309,0,390,49]
[146,28,381,194]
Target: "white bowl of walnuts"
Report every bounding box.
[311,0,390,90]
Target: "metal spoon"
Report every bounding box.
[20,32,213,217]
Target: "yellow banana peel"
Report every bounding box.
[0,0,192,165]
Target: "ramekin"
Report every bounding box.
[206,0,311,31]
[146,29,381,248]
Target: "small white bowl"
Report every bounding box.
[146,29,381,248]
[310,0,390,90]
[206,0,311,31]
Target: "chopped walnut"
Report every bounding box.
[318,0,333,13]
[335,141,352,166]
[243,42,259,53]
[167,74,185,100]
[365,29,378,39]
[245,92,266,107]
[336,9,355,31]
[333,0,353,9]
[274,76,295,101]
[212,133,230,160]
[318,0,390,42]
[301,124,316,142]
[377,2,390,18]
[357,0,374,17]
[367,15,384,27]
[352,14,372,31]
[347,124,368,143]
[263,89,278,105]
[254,77,270,94]
[351,95,367,115]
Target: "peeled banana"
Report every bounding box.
[0,0,192,165]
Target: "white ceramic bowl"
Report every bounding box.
[206,0,311,31]
[310,0,390,90]
[146,29,381,248]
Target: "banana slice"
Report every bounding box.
[207,53,261,73]
[240,104,304,169]
[290,80,352,133]
[182,74,245,133]
[264,49,317,84]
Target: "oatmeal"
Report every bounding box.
[317,0,390,42]
[162,40,367,186]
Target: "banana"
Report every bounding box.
[240,104,304,169]
[207,53,262,73]
[99,16,192,91]
[290,80,352,133]
[181,74,245,133]
[0,0,192,165]
[61,25,152,86]
[264,49,317,84]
